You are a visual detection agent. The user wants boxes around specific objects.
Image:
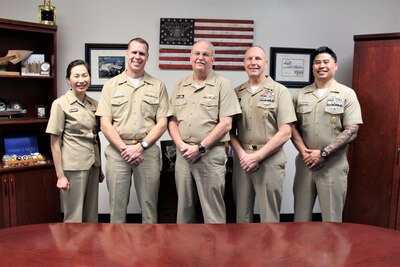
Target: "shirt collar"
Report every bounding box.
[237,75,275,93]
[65,90,94,106]
[183,70,217,89]
[65,90,80,105]
[305,80,339,94]
[117,71,154,88]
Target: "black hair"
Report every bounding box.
[66,59,91,79]
[312,46,337,63]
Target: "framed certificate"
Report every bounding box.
[270,47,314,88]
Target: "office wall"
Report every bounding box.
[1,0,399,214]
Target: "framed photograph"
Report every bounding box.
[85,43,127,91]
[160,140,176,172]
[21,54,45,76]
[35,105,47,119]
[269,47,314,88]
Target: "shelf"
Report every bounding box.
[0,18,59,229]
[0,75,53,79]
[0,160,54,173]
[0,118,48,125]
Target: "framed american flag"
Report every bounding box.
[159,18,254,70]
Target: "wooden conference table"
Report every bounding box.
[0,222,399,266]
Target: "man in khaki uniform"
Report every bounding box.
[168,40,241,224]
[96,38,171,223]
[291,46,362,222]
[229,46,296,223]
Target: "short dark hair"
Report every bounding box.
[128,37,149,53]
[312,46,337,63]
[66,59,91,79]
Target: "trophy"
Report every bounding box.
[38,0,56,25]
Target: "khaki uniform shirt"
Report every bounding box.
[293,80,363,149]
[235,76,297,145]
[171,71,241,143]
[46,90,101,170]
[96,71,172,140]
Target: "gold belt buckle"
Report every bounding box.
[131,139,139,145]
[184,140,198,145]
[248,144,257,150]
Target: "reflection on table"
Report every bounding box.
[0,222,399,266]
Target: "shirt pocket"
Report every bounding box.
[174,98,187,120]
[257,102,277,122]
[324,106,344,127]
[111,97,129,119]
[296,105,313,126]
[142,94,159,117]
[200,98,218,120]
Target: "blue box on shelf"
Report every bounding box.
[4,135,39,156]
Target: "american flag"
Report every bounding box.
[159,18,254,70]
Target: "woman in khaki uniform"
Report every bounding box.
[46,60,103,222]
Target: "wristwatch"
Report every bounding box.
[198,143,206,153]
[320,148,329,160]
[141,140,149,150]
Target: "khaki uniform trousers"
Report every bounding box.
[233,149,285,223]
[293,151,349,222]
[175,144,227,224]
[105,144,160,224]
[63,166,100,222]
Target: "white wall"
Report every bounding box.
[1,0,399,214]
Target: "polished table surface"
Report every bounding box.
[0,222,399,266]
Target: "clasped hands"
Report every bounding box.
[181,143,201,163]
[120,144,144,165]
[239,153,260,173]
[303,148,325,170]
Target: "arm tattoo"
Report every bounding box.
[325,124,359,155]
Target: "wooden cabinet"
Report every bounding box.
[1,166,60,228]
[0,19,60,228]
[343,33,400,230]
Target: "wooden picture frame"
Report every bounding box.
[269,47,314,88]
[85,43,127,91]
